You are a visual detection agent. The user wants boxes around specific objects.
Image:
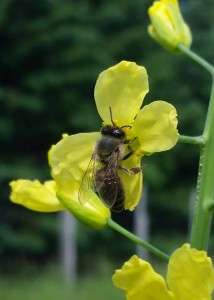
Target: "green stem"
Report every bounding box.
[178,44,214,250]
[178,44,214,76]
[179,135,205,146]
[190,77,214,249]
[107,218,169,261]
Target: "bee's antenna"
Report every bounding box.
[109,106,116,126]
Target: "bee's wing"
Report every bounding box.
[78,151,98,205]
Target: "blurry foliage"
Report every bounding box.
[0,267,123,300]
[0,0,213,270]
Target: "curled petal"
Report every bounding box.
[119,155,142,211]
[94,61,149,126]
[132,101,178,154]
[57,182,110,229]
[167,243,214,300]
[113,255,174,300]
[9,180,63,212]
[48,132,110,228]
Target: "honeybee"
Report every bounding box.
[79,108,140,212]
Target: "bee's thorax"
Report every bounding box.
[96,136,125,161]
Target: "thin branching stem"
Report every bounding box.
[178,44,214,76]
[107,218,169,261]
[179,135,205,146]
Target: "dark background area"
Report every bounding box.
[0,0,213,283]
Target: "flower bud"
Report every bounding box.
[148,0,192,51]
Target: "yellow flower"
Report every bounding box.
[113,243,214,300]
[48,61,178,211]
[148,0,192,51]
[9,179,110,229]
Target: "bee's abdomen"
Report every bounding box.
[95,167,125,212]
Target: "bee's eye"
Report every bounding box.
[113,128,125,138]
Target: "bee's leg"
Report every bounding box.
[122,143,134,161]
[119,166,141,175]
[124,137,137,145]
[123,137,137,160]
[122,150,133,160]
[124,140,130,144]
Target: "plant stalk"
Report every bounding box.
[178,45,214,250]
[190,77,214,249]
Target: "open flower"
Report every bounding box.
[9,61,178,218]
[113,243,214,300]
[48,61,178,211]
[148,0,192,51]
[10,179,110,229]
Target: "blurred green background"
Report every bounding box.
[0,0,214,299]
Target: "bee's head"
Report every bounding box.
[101,125,125,139]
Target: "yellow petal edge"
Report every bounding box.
[132,100,179,154]
[119,155,143,211]
[167,243,214,300]
[113,255,174,300]
[113,244,214,300]
[95,61,149,126]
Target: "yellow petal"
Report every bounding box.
[132,101,178,154]
[113,255,175,300]
[48,132,110,228]
[119,155,143,211]
[94,61,149,126]
[48,132,100,184]
[167,243,214,300]
[9,180,63,212]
